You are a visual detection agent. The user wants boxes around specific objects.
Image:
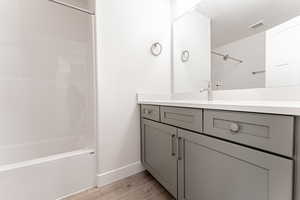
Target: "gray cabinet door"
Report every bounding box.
[141,119,178,197]
[178,129,293,200]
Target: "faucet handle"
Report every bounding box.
[207,80,212,89]
[200,81,212,93]
[199,88,208,93]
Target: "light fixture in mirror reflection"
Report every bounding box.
[172,0,300,92]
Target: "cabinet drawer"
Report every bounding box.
[204,110,294,157]
[141,105,160,121]
[161,106,203,132]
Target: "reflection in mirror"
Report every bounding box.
[172,0,300,92]
[173,7,211,93]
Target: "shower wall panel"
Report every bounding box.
[0,0,96,165]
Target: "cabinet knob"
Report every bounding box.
[230,123,240,133]
[144,109,153,115]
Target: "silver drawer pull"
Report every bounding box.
[171,134,176,156]
[230,123,240,133]
[144,109,153,115]
[178,137,184,161]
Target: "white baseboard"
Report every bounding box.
[97,161,145,187]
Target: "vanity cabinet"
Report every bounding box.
[178,129,293,200]
[140,105,295,200]
[141,119,178,197]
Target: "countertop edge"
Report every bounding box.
[138,100,300,116]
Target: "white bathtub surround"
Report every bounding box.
[0,0,97,165]
[0,150,96,200]
[0,136,88,166]
[0,0,97,199]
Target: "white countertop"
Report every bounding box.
[138,98,300,116]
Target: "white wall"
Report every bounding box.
[212,32,266,90]
[173,10,211,93]
[266,16,300,88]
[96,0,171,185]
[174,0,203,18]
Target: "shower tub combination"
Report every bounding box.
[0,149,96,200]
[0,0,97,199]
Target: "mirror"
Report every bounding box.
[172,0,300,92]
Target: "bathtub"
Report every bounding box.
[0,149,96,200]
[0,0,97,199]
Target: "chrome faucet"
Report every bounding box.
[200,81,213,101]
